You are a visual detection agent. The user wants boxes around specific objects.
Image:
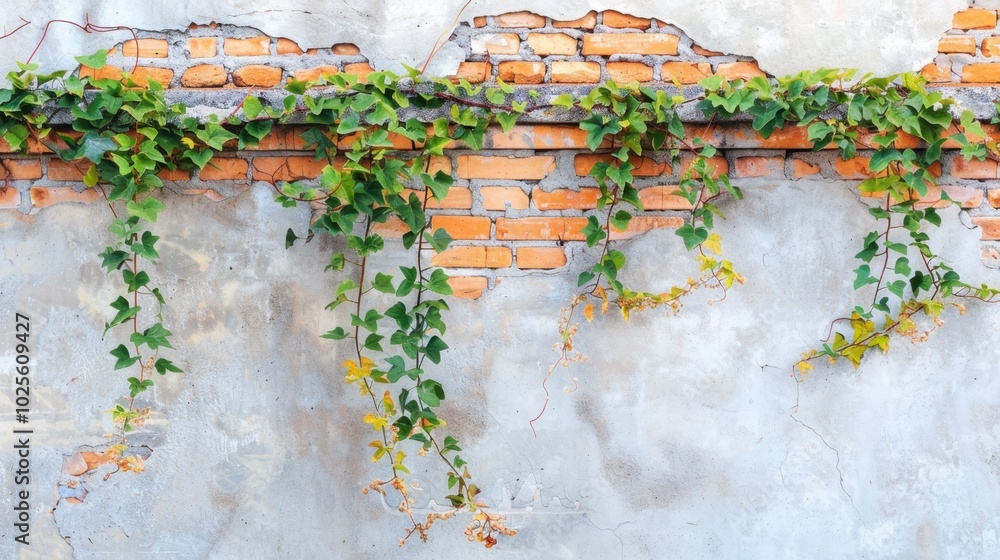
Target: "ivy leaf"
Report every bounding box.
[126,197,167,223]
[417,378,445,407]
[893,257,911,276]
[421,170,453,201]
[495,111,518,132]
[609,210,632,232]
[242,95,264,119]
[110,344,140,370]
[853,264,878,290]
[423,228,453,253]
[372,272,395,294]
[321,327,349,340]
[582,215,606,247]
[384,302,412,330]
[426,269,453,295]
[351,309,383,332]
[423,336,448,364]
[675,223,709,251]
[579,114,620,151]
[75,50,108,70]
[154,358,182,375]
[363,333,385,352]
[285,228,299,249]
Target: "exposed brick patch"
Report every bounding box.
[516,247,568,269]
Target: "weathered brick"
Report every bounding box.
[914,185,983,209]
[400,187,472,209]
[607,62,653,83]
[0,186,19,208]
[495,217,588,240]
[609,216,684,239]
[233,65,283,87]
[498,61,546,84]
[575,154,670,177]
[293,65,339,83]
[716,61,766,81]
[344,63,375,81]
[552,12,597,30]
[481,186,529,210]
[187,37,218,58]
[526,33,578,56]
[938,35,976,54]
[472,16,488,28]
[582,34,679,55]
[920,61,952,83]
[224,36,271,56]
[516,247,568,269]
[448,276,488,299]
[158,168,191,181]
[638,186,694,210]
[983,37,1000,57]
[251,156,327,181]
[246,126,311,151]
[496,11,546,28]
[276,38,304,55]
[79,64,124,82]
[532,188,601,210]
[450,62,492,84]
[988,188,1000,208]
[962,63,1000,82]
[972,217,1000,239]
[129,67,174,88]
[489,124,596,149]
[0,159,42,180]
[457,155,555,180]
[332,43,362,55]
[48,159,89,181]
[431,246,512,268]
[30,186,101,208]
[430,216,492,240]
[199,158,249,181]
[661,62,712,84]
[122,39,169,58]
[371,216,410,238]
[680,154,729,179]
[692,44,724,56]
[734,155,785,178]
[602,10,651,29]
[791,158,821,178]
[181,64,227,87]
[951,156,998,179]
[471,33,521,55]
[953,8,997,30]
[551,61,601,83]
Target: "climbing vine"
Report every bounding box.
[2,51,999,548]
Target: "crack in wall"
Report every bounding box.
[789,414,862,521]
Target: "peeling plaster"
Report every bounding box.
[0,0,964,80]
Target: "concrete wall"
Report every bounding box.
[2,2,1000,559]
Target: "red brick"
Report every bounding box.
[951,156,998,179]
[602,10,651,29]
[128,67,174,88]
[371,216,410,238]
[332,43,362,55]
[199,158,249,181]
[660,62,712,84]
[914,185,982,209]
[457,155,555,180]
[551,61,601,83]
[983,37,1000,57]
[224,36,271,56]
[989,188,1000,208]
[181,64,227,87]
[692,44,724,56]
[481,186,529,210]
[251,156,328,181]
[122,39,168,58]
[552,12,597,30]
[609,216,684,239]
[79,64,124,82]
[450,62,492,84]
[293,66,339,83]
[48,159,89,181]
[953,8,997,30]
[496,11,546,28]
[575,154,670,177]
[233,65,283,87]
[0,186,19,208]
[158,168,191,181]
[448,276,488,299]
[246,126,311,151]
[489,124,590,150]
[431,246,512,268]
[516,247,567,269]
[30,186,101,208]
[962,63,1000,83]
[526,33,578,56]
[532,188,601,210]
[471,33,521,55]
[496,217,589,241]
[344,63,374,82]
[733,155,785,178]
[276,38,304,55]
[187,37,217,58]
[972,217,1000,239]
[938,35,976,54]
[791,158,821,178]
[680,154,729,179]
[472,17,488,28]
[607,62,653,83]
[638,186,694,210]
[0,159,41,180]
[582,34,679,55]
[498,61,545,84]
[430,216,491,240]
[716,61,767,81]
[400,187,472,209]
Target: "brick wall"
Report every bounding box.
[8,3,1000,298]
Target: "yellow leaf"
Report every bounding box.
[704,233,723,255]
[796,360,814,375]
[363,413,388,431]
[583,303,594,322]
[180,137,196,149]
[342,357,377,383]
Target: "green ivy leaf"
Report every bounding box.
[110,344,140,370]
[126,197,166,223]
[74,50,108,69]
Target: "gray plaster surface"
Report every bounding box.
[1,180,999,558]
[0,0,964,81]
